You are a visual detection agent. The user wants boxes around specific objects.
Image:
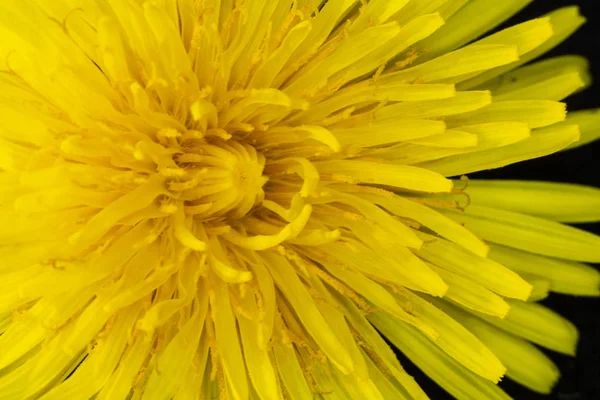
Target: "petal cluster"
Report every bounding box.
[0,1,599,400]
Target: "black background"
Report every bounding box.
[393,1,600,399]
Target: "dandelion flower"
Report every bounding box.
[1,1,600,399]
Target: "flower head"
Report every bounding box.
[0,1,599,399]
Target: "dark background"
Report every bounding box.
[394,1,600,399]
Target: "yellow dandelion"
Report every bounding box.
[1,1,599,399]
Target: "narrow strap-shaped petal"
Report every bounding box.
[439,302,560,394]
[392,291,506,382]
[370,311,511,400]
[465,180,600,223]
[354,189,488,256]
[314,160,452,193]
[446,100,566,129]
[413,236,532,300]
[262,252,355,375]
[429,265,509,317]
[561,108,600,150]
[420,123,579,176]
[489,56,590,101]
[209,277,249,400]
[141,293,208,400]
[471,299,578,356]
[460,6,586,90]
[489,244,600,296]
[331,290,428,400]
[413,0,534,60]
[380,45,519,84]
[441,204,600,262]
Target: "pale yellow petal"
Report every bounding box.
[352,189,488,256]
[562,108,600,150]
[447,100,566,129]
[442,204,600,262]
[210,278,249,400]
[262,252,354,375]
[461,6,586,90]
[420,123,579,176]
[414,236,532,300]
[272,341,312,400]
[489,56,590,101]
[331,291,429,400]
[466,180,600,223]
[370,311,511,400]
[520,274,551,302]
[475,300,578,356]
[414,0,533,59]
[429,265,509,317]
[139,293,207,400]
[440,302,560,394]
[315,160,452,193]
[489,244,600,297]
[394,291,506,382]
[380,45,519,84]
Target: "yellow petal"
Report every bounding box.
[272,341,313,400]
[96,332,156,400]
[461,6,586,90]
[490,55,590,101]
[331,291,428,400]
[519,273,551,302]
[370,311,511,400]
[414,236,532,300]
[415,0,534,59]
[285,22,402,95]
[349,0,411,33]
[440,302,560,394]
[489,244,600,297]
[452,121,531,149]
[408,130,478,148]
[393,0,461,25]
[363,352,414,400]
[353,189,488,256]
[562,108,600,150]
[466,180,600,223]
[429,265,509,317]
[393,291,506,382]
[235,295,281,400]
[333,119,446,148]
[420,123,579,176]
[447,100,566,129]
[139,294,207,400]
[475,299,578,356]
[311,239,448,298]
[381,44,519,84]
[0,290,94,370]
[334,13,444,85]
[321,260,438,339]
[295,83,456,124]
[315,160,452,193]
[442,204,600,262]
[209,278,248,400]
[375,90,492,120]
[262,252,354,375]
